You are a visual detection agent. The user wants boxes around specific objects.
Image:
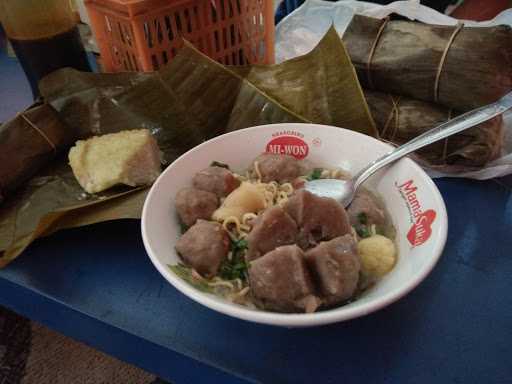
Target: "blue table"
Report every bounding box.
[1,39,512,384]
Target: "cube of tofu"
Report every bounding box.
[68,129,161,194]
[249,245,320,313]
[175,220,230,278]
[305,235,360,306]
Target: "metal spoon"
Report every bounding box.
[306,92,512,207]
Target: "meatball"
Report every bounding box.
[252,153,303,183]
[347,189,386,228]
[284,189,351,249]
[175,187,219,227]
[192,166,240,198]
[291,177,306,190]
[305,235,360,306]
[249,245,320,313]
[175,220,230,277]
[246,206,298,261]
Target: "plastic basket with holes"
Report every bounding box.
[84,0,275,72]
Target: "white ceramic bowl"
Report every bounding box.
[142,123,447,327]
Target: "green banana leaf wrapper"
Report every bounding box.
[344,15,512,112]
[0,27,375,266]
[364,90,503,171]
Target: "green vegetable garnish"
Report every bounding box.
[357,212,368,225]
[219,238,250,281]
[219,259,250,281]
[179,221,188,235]
[306,168,323,181]
[210,161,230,170]
[232,238,248,252]
[356,226,371,238]
[169,263,213,293]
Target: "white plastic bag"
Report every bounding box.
[275,0,512,179]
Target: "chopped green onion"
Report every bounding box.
[356,226,371,239]
[219,259,250,281]
[179,221,188,234]
[306,168,323,181]
[219,238,250,281]
[232,238,248,252]
[210,161,230,170]
[357,212,368,225]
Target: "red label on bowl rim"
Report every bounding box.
[266,135,309,160]
[396,179,437,247]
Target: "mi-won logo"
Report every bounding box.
[266,134,309,160]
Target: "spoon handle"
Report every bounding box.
[353,92,512,190]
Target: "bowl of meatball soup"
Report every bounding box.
[141,123,447,327]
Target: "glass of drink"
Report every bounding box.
[0,0,92,99]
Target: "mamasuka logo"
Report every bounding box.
[266,131,309,160]
[396,180,437,247]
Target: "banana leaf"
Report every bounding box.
[365,90,503,171]
[343,15,512,111]
[0,28,375,266]
[229,27,377,136]
[0,103,75,203]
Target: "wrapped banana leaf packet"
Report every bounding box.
[0,27,376,265]
[275,0,512,179]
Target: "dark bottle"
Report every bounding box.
[0,0,92,99]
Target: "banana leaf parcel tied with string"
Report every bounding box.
[0,104,77,204]
[343,14,512,112]
[364,90,504,172]
[0,27,375,267]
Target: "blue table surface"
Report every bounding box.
[1,41,512,384]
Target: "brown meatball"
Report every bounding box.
[175,187,219,227]
[192,166,240,198]
[175,220,230,277]
[347,189,386,227]
[252,153,303,183]
[246,206,298,261]
[284,189,351,249]
[249,245,320,313]
[305,235,360,306]
[291,177,306,190]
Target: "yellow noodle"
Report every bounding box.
[280,183,294,195]
[191,269,204,281]
[242,213,258,226]
[267,181,279,193]
[234,173,248,182]
[277,191,289,206]
[233,278,243,290]
[232,286,250,298]
[263,191,275,207]
[253,161,262,181]
[208,280,236,289]
[351,227,359,243]
[222,216,241,233]
[331,168,351,180]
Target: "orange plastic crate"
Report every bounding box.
[85,0,275,72]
